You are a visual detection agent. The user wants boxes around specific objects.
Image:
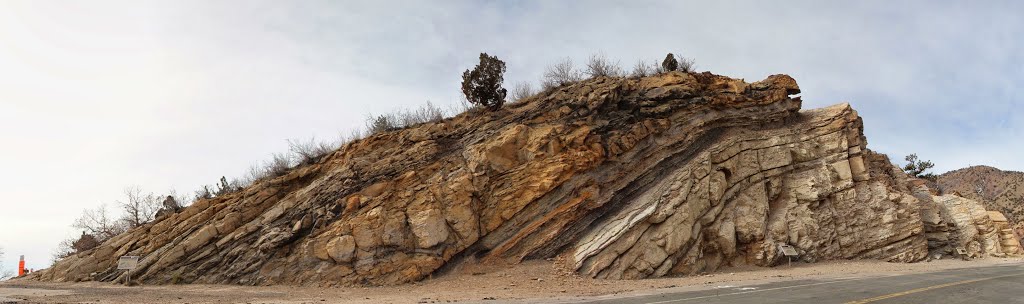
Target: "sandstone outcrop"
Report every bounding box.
[30,71,1020,286]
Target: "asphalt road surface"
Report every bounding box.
[581,263,1024,304]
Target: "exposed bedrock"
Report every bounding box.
[32,71,1015,286]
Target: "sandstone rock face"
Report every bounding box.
[30,72,1009,286]
[572,106,930,279]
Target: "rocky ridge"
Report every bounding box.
[938,166,1024,223]
[31,72,1022,286]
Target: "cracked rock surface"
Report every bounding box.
[31,71,1015,286]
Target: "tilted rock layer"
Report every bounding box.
[31,72,1017,286]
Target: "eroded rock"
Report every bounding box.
[31,71,1016,287]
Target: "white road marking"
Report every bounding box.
[643,276,871,304]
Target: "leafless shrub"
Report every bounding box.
[213,176,237,196]
[72,204,127,242]
[334,128,366,150]
[241,164,264,186]
[118,186,161,228]
[1,246,13,279]
[194,185,213,201]
[542,57,583,90]
[288,137,335,166]
[265,152,294,177]
[398,102,446,127]
[367,102,448,135]
[366,113,399,134]
[585,53,623,78]
[448,95,478,115]
[167,189,191,208]
[51,239,75,264]
[678,56,696,73]
[630,60,653,78]
[510,82,535,102]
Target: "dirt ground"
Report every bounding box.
[2,257,1022,304]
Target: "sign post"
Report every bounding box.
[778,244,799,267]
[117,256,140,285]
[955,247,969,261]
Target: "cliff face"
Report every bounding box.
[31,72,1015,286]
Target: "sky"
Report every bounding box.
[1,0,1022,271]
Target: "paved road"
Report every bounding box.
[579,263,1024,304]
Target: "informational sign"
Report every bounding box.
[117,256,140,270]
[955,247,968,255]
[778,244,799,256]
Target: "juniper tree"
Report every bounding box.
[461,53,508,110]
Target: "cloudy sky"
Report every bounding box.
[1,1,1021,271]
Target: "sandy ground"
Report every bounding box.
[2,257,1022,304]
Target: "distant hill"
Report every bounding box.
[937,166,1024,223]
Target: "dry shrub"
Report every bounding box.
[288,137,335,166]
[266,152,294,177]
[584,53,623,78]
[630,59,653,77]
[366,113,399,135]
[399,102,445,127]
[542,57,583,90]
[678,56,695,73]
[510,82,535,102]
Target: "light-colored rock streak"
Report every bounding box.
[574,201,658,269]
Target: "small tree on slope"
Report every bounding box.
[903,153,937,180]
[461,53,508,110]
[662,53,679,72]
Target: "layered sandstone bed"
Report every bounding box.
[30,71,1021,286]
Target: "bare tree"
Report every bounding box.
[118,186,161,228]
[510,82,535,102]
[584,53,623,78]
[542,57,583,90]
[72,204,127,242]
[51,238,75,264]
[0,246,13,280]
